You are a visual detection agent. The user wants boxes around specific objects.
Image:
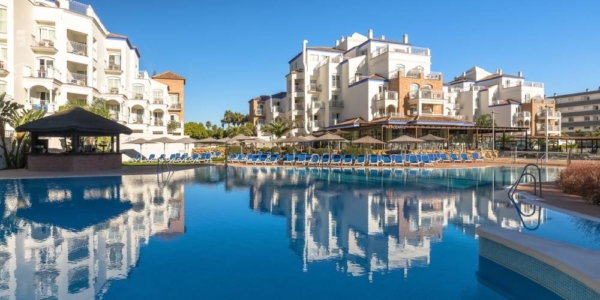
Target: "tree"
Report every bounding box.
[184,122,208,139]
[261,117,292,138]
[574,129,585,137]
[167,120,180,134]
[475,114,496,127]
[225,123,254,137]
[0,94,23,168]
[58,97,111,119]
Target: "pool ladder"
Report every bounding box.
[507,164,543,230]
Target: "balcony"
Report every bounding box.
[0,60,8,76]
[309,101,324,110]
[409,89,444,100]
[67,73,87,86]
[293,103,305,111]
[30,36,58,54]
[271,106,285,113]
[67,0,89,15]
[374,91,398,109]
[308,83,322,92]
[153,119,164,126]
[109,111,126,123]
[292,121,304,129]
[294,85,304,93]
[536,124,561,133]
[330,100,344,108]
[514,111,532,119]
[254,109,264,116]
[131,92,146,100]
[169,103,182,110]
[30,99,50,112]
[373,112,403,119]
[537,110,561,119]
[522,98,554,104]
[129,116,146,125]
[151,98,164,105]
[503,81,544,89]
[136,71,149,80]
[108,86,124,95]
[23,66,62,81]
[371,45,431,59]
[310,120,322,128]
[105,63,122,75]
[67,41,87,56]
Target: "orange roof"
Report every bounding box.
[153,71,186,84]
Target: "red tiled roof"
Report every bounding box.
[153,71,186,83]
[336,117,368,126]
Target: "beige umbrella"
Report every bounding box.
[420,134,446,142]
[388,135,425,143]
[302,135,316,141]
[125,138,153,156]
[149,137,179,155]
[314,133,348,154]
[197,137,219,143]
[177,137,198,153]
[352,136,385,156]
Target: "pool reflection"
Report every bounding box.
[216,166,557,282]
[0,171,194,300]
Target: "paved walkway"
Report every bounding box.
[518,181,600,220]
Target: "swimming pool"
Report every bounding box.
[0,166,598,299]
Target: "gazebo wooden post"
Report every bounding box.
[30,132,38,153]
[72,133,78,152]
[502,131,506,150]
[475,128,479,149]
[525,131,528,151]
[116,135,120,153]
[110,136,114,153]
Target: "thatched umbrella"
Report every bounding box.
[352,136,385,156]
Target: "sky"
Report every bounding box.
[84,0,600,124]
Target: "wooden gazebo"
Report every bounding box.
[16,107,132,172]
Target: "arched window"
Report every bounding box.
[107,77,120,89]
[396,64,405,76]
[416,66,424,73]
[152,89,164,103]
[422,84,433,90]
[132,84,144,99]
[524,93,531,101]
[410,83,420,92]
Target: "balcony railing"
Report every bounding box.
[169,103,182,110]
[23,66,62,81]
[309,83,322,92]
[503,81,544,89]
[272,106,284,113]
[373,91,398,101]
[330,100,344,108]
[537,110,561,118]
[371,45,431,59]
[31,100,49,111]
[67,41,87,56]
[68,72,87,86]
[424,72,442,80]
[30,36,56,49]
[131,92,146,100]
[108,86,123,95]
[515,111,531,118]
[310,101,324,109]
[536,124,560,132]
[310,120,322,128]
[409,90,444,100]
[68,0,89,15]
[373,112,403,118]
[130,116,145,124]
[294,85,304,93]
[105,63,121,71]
[254,109,264,116]
[522,98,554,104]
[292,121,304,128]
[154,119,164,126]
[294,103,305,111]
[153,98,164,104]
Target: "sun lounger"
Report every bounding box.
[355,155,366,166]
[188,153,200,163]
[142,154,155,163]
[421,154,434,166]
[330,154,342,165]
[321,154,331,166]
[267,154,279,164]
[282,154,294,165]
[380,155,392,166]
[368,155,379,166]
[461,153,473,163]
[342,155,354,165]
[129,154,142,163]
[392,154,404,166]
[408,154,420,166]
[450,153,462,163]
[440,153,451,163]
[307,154,320,165]
[176,153,189,162]
[472,152,484,162]
[258,154,268,164]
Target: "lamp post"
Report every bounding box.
[545,104,549,164]
[491,111,498,161]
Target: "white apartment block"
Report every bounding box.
[554,88,600,135]
[264,29,462,136]
[446,66,561,136]
[1,0,184,137]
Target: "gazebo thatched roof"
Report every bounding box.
[16,107,132,136]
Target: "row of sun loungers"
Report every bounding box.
[228,152,484,166]
[128,152,221,163]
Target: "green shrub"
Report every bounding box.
[558,162,600,205]
[341,147,369,156]
[270,146,281,153]
[227,145,242,154]
[260,146,271,153]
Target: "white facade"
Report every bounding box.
[554,89,600,135]
[1,0,184,137]
[446,66,560,135]
[269,30,458,136]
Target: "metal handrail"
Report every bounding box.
[508,163,542,197]
[536,153,547,165]
[505,163,543,230]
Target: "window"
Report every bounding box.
[595,106,599,110]
[310,55,319,62]
[37,58,53,77]
[108,54,121,68]
[584,105,589,109]
[594,116,599,121]
[132,84,144,96]
[360,49,367,56]
[39,27,56,41]
[153,90,163,100]
[568,117,574,122]
[410,83,420,92]
[567,107,573,111]
[332,95,338,101]
[169,94,179,104]
[331,75,340,88]
[0,8,6,33]
[584,116,591,121]
[568,127,574,130]
[396,64,405,76]
[311,96,317,102]
[107,77,120,88]
[524,93,530,101]
[584,126,590,129]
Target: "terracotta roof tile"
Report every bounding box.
[336,117,367,126]
[153,71,186,83]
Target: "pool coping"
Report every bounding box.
[477,226,600,295]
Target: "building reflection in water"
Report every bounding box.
[230,166,553,282]
[0,171,194,299]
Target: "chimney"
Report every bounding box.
[517,71,522,77]
[302,40,308,66]
[335,40,339,47]
[380,35,385,40]
[462,72,466,77]
[403,34,409,43]
[341,36,345,42]
[586,88,589,92]
[368,29,373,39]
[554,93,557,97]
[498,69,503,75]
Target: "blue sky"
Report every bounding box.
[86,0,600,124]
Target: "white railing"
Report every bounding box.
[471,85,487,91]
[30,98,49,111]
[330,119,339,126]
[67,41,87,56]
[294,103,305,111]
[108,86,123,95]
[31,35,56,48]
[373,112,403,118]
[130,92,146,100]
[294,85,304,92]
[137,71,148,79]
[106,63,121,71]
[310,101,324,109]
[129,116,146,124]
[109,111,127,122]
[536,124,560,132]
[310,120,322,128]
[153,119,164,126]
[372,45,431,59]
[405,71,422,79]
[254,109,264,116]
[523,98,555,104]
[409,90,444,100]
[503,81,544,89]
[330,100,344,108]
[272,107,285,113]
[23,65,62,81]
[292,121,304,128]
[68,72,87,86]
[152,98,164,105]
[515,111,531,118]
[424,72,442,80]
[331,55,343,63]
[309,83,322,92]
[169,103,182,109]
[537,110,561,118]
[373,91,398,101]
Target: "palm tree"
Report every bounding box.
[261,117,292,138]
[8,108,46,168]
[475,114,496,127]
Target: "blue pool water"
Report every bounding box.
[0,166,598,299]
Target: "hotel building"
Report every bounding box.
[447,66,561,136]
[255,30,466,137]
[1,0,185,137]
[554,88,600,135]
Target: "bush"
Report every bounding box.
[260,146,271,153]
[341,147,368,156]
[227,145,242,154]
[558,162,600,205]
[270,146,281,153]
